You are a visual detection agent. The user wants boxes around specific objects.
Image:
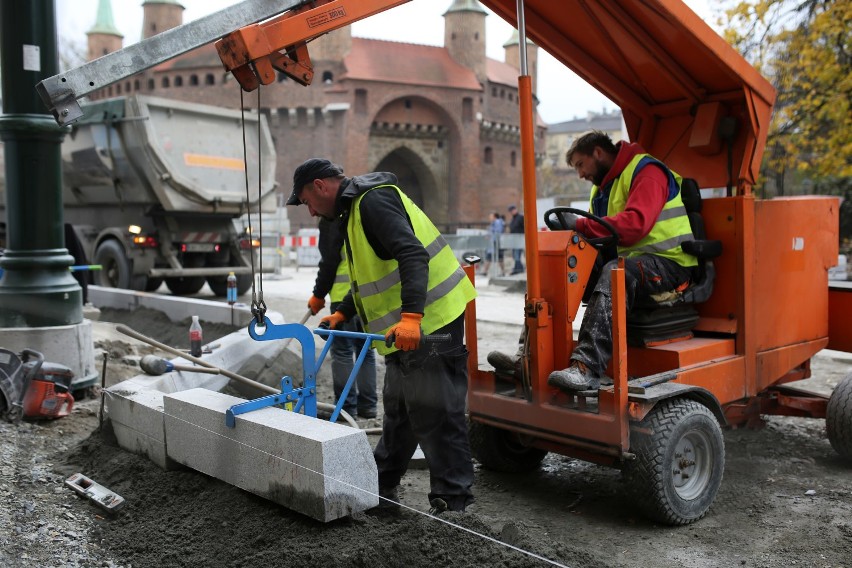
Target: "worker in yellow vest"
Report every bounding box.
[307,217,377,419]
[288,158,477,515]
[489,131,698,392]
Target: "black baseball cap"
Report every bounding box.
[287,158,344,205]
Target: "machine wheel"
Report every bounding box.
[165,276,206,296]
[94,240,145,290]
[625,398,724,525]
[827,372,852,461]
[207,273,252,297]
[468,418,547,473]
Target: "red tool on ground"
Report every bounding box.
[21,361,76,419]
[0,348,75,421]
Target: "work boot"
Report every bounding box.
[428,498,449,516]
[487,349,523,379]
[358,408,378,419]
[377,486,400,509]
[548,361,601,392]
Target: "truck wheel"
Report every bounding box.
[165,276,206,296]
[468,418,547,472]
[94,240,142,289]
[207,274,251,297]
[827,373,852,461]
[625,398,724,525]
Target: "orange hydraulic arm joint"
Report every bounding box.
[216,0,410,91]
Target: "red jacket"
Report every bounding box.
[574,141,669,246]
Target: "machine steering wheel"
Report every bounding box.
[543,207,620,248]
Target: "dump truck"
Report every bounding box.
[61,94,276,296]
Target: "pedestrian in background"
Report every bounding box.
[507,205,525,274]
[481,212,505,276]
[307,217,378,419]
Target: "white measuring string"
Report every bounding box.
[103,390,570,568]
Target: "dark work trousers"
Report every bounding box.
[572,255,696,377]
[329,314,377,417]
[374,314,474,511]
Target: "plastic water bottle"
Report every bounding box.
[189,315,203,358]
[226,272,237,305]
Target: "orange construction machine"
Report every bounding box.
[38,0,851,526]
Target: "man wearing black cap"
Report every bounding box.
[288,158,477,515]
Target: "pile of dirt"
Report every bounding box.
[53,430,603,568]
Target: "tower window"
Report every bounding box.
[462,97,473,122]
[484,147,493,165]
[355,89,367,114]
[511,151,517,167]
[322,71,333,84]
[474,33,479,40]
[404,99,412,109]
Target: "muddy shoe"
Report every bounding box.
[548,362,600,392]
[358,408,377,419]
[428,498,448,516]
[487,350,522,379]
[377,486,400,509]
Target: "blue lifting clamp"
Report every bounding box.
[224,316,384,428]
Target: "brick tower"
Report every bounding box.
[443,0,487,84]
[503,30,538,97]
[86,0,123,61]
[141,0,184,40]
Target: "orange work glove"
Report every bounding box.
[319,310,346,330]
[307,295,326,315]
[385,312,423,352]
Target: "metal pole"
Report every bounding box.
[0,0,82,327]
[516,0,528,76]
[514,0,540,300]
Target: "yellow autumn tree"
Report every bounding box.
[722,0,851,196]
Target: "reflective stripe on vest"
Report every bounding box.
[329,248,350,303]
[588,155,697,267]
[346,184,477,355]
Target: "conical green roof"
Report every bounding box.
[502,29,535,48]
[443,0,487,16]
[142,0,185,6]
[87,0,122,37]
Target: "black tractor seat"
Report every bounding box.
[626,178,722,347]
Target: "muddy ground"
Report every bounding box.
[2,289,851,568]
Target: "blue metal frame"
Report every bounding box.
[224,316,384,428]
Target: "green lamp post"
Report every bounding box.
[0,0,82,327]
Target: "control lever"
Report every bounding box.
[385,332,452,349]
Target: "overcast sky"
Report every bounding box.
[55,0,716,125]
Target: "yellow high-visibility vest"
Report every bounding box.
[346,185,476,355]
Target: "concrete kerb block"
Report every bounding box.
[105,380,176,470]
[106,316,289,471]
[164,388,378,522]
[88,285,256,327]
